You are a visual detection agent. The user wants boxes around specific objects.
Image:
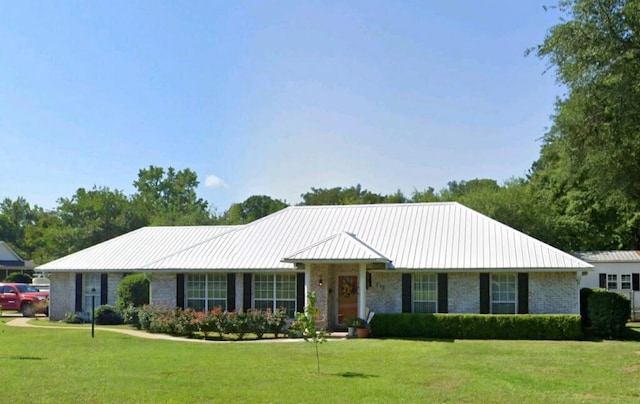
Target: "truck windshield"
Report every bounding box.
[16,285,40,293]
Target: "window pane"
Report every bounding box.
[83,273,101,311]
[413,274,437,313]
[492,302,515,314]
[254,274,297,317]
[621,274,631,290]
[186,274,227,311]
[491,274,516,314]
[607,274,618,290]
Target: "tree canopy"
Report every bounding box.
[529,0,640,249]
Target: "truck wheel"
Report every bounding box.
[21,302,34,317]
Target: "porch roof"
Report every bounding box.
[282,232,391,264]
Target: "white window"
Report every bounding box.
[186,274,227,311]
[254,274,297,317]
[607,274,618,290]
[621,274,632,290]
[83,273,101,312]
[491,274,516,314]
[413,274,437,313]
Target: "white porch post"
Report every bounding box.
[358,263,366,319]
[304,264,311,304]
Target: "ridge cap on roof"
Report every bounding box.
[287,201,460,210]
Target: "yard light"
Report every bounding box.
[91,287,96,338]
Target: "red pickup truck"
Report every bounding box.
[0,283,49,316]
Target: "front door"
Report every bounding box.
[337,275,358,326]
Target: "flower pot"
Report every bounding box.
[347,327,356,337]
[356,327,369,338]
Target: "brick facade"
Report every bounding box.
[49,269,580,322]
[529,272,579,314]
[49,272,76,321]
[150,273,177,308]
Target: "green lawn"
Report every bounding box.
[2,319,639,403]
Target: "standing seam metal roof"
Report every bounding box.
[36,226,240,271]
[141,202,591,271]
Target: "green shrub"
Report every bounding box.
[94,305,123,325]
[4,272,32,283]
[119,304,140,328]
[115,273,149,313]
[63,312,84,324]
[369,313,583,340]
[587,289,631,338]
[580,287,594,327]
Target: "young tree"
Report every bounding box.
[291,291,327,374]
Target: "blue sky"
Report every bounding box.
[1,1,562,214]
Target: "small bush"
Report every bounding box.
[369,313,583,340]
[63,312,84,324]
[4,272,32,283]
[95,305,123,325]
[587,289,631,338]
[115,273,149,312]
[119,304,140,328]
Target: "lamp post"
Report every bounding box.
[91,287,96,338]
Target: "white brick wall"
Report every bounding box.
[49,272,76,321]
[366,272,402,314]
[448,273,481,313]
[150,273,176,308]
[529,272,579,314]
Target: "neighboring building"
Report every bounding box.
[0,241,35,281]
[38,203,592,326]
[575,251,640,321]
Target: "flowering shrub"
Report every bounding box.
[134,305,289,340]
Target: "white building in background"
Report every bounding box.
[575,251,640,321]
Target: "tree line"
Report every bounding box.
[2,0,639,263]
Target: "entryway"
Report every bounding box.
[337,275,358,326]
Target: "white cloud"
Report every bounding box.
[205,174,228,189]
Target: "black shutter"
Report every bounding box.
[599,273,606,288]
[243,273,252,311]
[176,274,185,309]
[100,274,108,305]
[296,273,305,313]
[437,273,448,313]
[517,273,529,314]
[401,273,412,313]
[75,273,83,312]
[479,273,490,314]
[632,273,640,291]
[227,273,236,311]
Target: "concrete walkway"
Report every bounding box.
[4,317,347,344]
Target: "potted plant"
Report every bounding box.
[345,317,360,337]
[348,317,368,338]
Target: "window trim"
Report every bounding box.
[621,274,632,290]
[253,273,297,317]
[83,273,101,312]
[607,274,618,290]
[412,273,438,313]
[185,273,227,311]
[490,273,517,314]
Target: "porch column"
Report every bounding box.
[358,263,366,319]
[304,264,311,304]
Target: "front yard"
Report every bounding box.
[1,319,639,402]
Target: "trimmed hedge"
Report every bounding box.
[369,313,583,340]
[586,289,630,338]
[95,305,124,325]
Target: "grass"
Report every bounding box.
[2,319,640,402]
